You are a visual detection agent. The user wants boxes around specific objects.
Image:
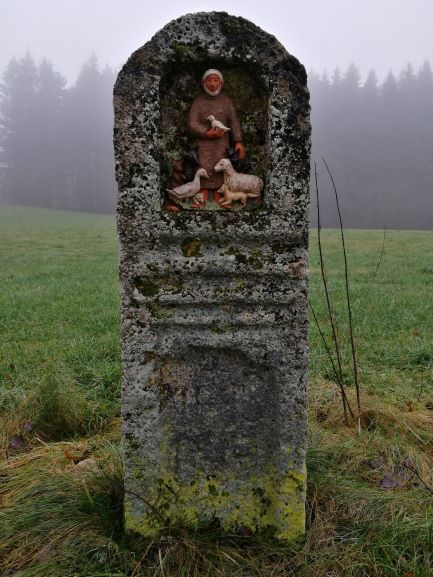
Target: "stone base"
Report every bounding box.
[124,467,306,540]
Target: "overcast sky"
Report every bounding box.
[2,0,433,83]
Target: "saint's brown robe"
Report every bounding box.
[187,92,243,190]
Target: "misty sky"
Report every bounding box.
[1,0,433,82]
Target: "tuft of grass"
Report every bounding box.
[0,364,118,459]
[0,441,125,577]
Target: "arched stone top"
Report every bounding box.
[116,11,307,83]
[114,11,310,245]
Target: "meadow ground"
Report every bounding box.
[0,205,432,576]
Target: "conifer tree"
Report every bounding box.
[0,51,38,204]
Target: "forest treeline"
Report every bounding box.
[310,64,433,228]
[0,52,116,213]
[0,52,432,228]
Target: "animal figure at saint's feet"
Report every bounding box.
[217,183,260,208]
[166,167,209,206]
[214,158,263,196]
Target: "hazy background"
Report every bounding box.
[1,0,432,228]
[3,0,433,84]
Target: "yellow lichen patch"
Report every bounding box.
[124,462,306,541]
[124,499,160,535]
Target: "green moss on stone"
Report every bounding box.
[136,279,160,297]
[148,303,176,320]
[181,237,202,257]
[211,322,230,334]
[271,242,289,254]
[248,249,264,270]
[160,276,183,294]
[172,44,190,62]
[235,277,246,291]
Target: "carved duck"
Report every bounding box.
[167,168,209,201]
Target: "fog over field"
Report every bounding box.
[2,0,433,84]
[1,0,433,228]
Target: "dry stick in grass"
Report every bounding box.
[309,301,352,411]
[322,158,361,425]
[368,228,386,288]
[130,542,154,577]
[158,547,166,577]
[125,488,165,522]
[360,228,387,321]
[402,459,433,496]
[314,162,354,420]
[416,367,427,403]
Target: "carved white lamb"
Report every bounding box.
[214,158,263,196]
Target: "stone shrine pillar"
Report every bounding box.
[114,12,310,540]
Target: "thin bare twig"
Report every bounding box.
[309,302,339,380]
[361,228,387,320]
[309,301,352,411]
[125,488,165,522]
[402,460,433,496]
[322,158,361,424]
[130,542,154,577]
[416,367,427,403]
[314,162,354,420]
[368,228,386,288]
[158,547,166,577]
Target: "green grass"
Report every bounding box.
[0,205,121,447]
[0,205,432,576]
[309,228,433,400]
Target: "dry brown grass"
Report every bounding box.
[1,385,432,576]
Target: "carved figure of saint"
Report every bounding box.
[187,69,245,200]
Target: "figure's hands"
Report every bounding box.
[235,141,246,160]
[206,127,225,139]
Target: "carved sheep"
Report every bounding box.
[214,158,263,196]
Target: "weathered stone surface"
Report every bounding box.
[114,11,310,540]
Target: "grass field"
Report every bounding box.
[0,205,432,576]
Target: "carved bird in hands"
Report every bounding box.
[206,115,231,132]
[167,167,209,201]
